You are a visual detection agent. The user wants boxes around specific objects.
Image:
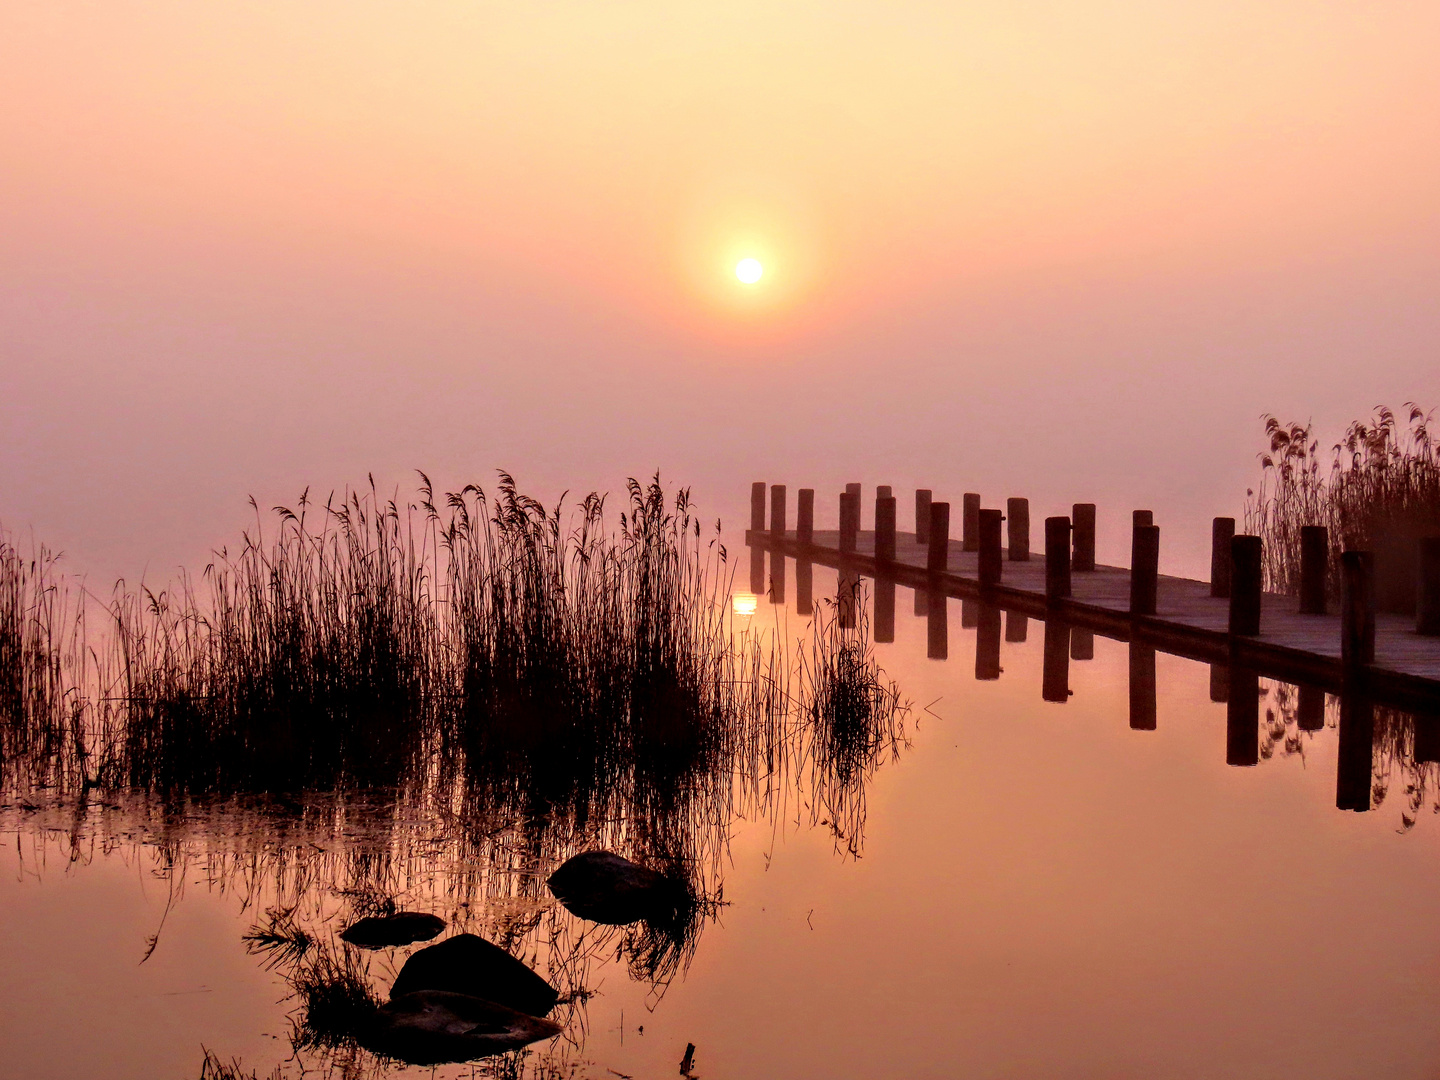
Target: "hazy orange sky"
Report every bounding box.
[3,2,1439,579]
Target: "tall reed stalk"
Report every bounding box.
[1245,405,1440,609]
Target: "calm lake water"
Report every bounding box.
[4,513,1440,1080]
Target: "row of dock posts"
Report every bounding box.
[750,481,1440,810]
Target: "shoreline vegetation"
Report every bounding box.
[1245,404,1440,612]
[2,473,909,1075]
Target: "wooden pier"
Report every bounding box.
[745,483,1440,713]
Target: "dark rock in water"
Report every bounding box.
[547,851,681,926]
[340,911,446,949]
[389,933,558,1017]
[361,990,562,1065]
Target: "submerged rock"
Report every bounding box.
[389,933,558,1017]
[362,990,562,1065]
[340,911,446,949]
[547,851,681,926]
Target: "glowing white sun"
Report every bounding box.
[735,258,763,284]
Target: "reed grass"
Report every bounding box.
[1245,405,1440,609]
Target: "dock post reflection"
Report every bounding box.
[1128,642,1157,730]
[1297,684,1325,731]
[1336,687,1374,811]
[1005,610,1029,643]
[1209,662,1229,703]
[961,599,978,629]
[976,603,1002,680]
[927,588,948,660]
[875,578,896,643]
[1414,711,1440,764]
[796,488,814,616]
[1226,666,1260,766]
[1042,619,1071,702]
[750,547,765,595]
[1070,629,1094,661]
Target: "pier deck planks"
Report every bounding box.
[747,528,1440,707]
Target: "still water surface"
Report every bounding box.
[3,542,1439,1080]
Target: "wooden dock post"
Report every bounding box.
[877,484,892,500]
[1005,610,1029,643]
[768,481,786,603]
[875,495,897,564]
[1070,629,1094,661]
[1129,642,1157,730]
[927,502,951,573]
[751,482,766,532]
[839,491,859,553]
[1297,683,1325,731]
[976,604,1002,681]
[1045,517,1072,601]
[1133,509,1153,528]
[1226,667,1260,766]
[845,482,862,523]
[875,579,895,643]
[1130,523,1160,616]
[1341,550,1375,667]
[978,508,1003,587]
[1072,503,1096,571]
[1299,525,1328,615]
[1211,517,1235,597]
[1229,535,1263,635]
[915,489,932,545]
[1418,537,1440,634]
[962,493,981,552]
[1336,689,1374,811]
[1042,619,1071,702]
[927,589,948,659]
[1007,498,1030,561]
[797,489,815,544]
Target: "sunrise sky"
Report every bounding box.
[3,2,1438,578]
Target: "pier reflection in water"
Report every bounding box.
[756,530,1440,819]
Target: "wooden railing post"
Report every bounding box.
[1299,525,1328,615]
[769,484,786,538]
[1211,517,1235,597]
[1045,517,1072,601]
[1418,537,1440,635]
[1007,497,1030,561]
[915,489,933,545]
[750,482,766,533]
[839,492,859,553]
[962,493,981,552]
[797,489,815,544]
[876,495,897,564]
[1341,550,1375,667]
[978,508,1003,586]
[1133,509,1153,528]
[927,502,951,573]
[1130,524,1160,616]
[1072,503,1096,571]
[1229,535,1263,635]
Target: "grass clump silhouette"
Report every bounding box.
[1245,405,1440,611]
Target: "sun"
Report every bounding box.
[735,257,763,284]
